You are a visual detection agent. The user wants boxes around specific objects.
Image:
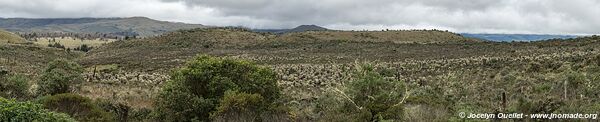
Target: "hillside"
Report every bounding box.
[0,17,207,37]
[4,26,600,121]
[0,29,26,44]
[80,28,481,71]
[76,27,600,117]
[278,30,479,44]
[0,44,82,75]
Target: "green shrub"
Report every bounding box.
[153,55,282,121]
[211,90,266,121]
[0,97,75,122]
[317,63,406,121]
[96,99,131,122]
[37,59,84,95]
[128,108,153,122]
[0,74,30,99]
[36,93,115,122]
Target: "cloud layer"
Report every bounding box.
[1,0,599,34]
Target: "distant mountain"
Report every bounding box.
[461,33,579,42]
[253,25,329,34]
[287,25,329,33]
[0,17,207,37]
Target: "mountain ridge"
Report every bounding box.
[0,17,207,37]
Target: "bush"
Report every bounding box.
[0,74,30,99]
[36,93,115,122]
[0,97,75,122]
[317,63,406,121]
[96,99,131,122]
[153,55,282,121]
[37,59,84,95]
[211,90,267,121]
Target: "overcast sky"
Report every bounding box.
[1,0,599,34]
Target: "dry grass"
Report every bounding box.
[0,29,26,44]
[32,37,116,49]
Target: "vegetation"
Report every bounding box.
[317,63,406,121]
[37,59,84,95]
[36,37,113,50]
[153,55,283,121]
[36,93,115,121]
[0,73,30,99]
[0,29,26,44]
[2,27,600,121]
[0,97,75,122]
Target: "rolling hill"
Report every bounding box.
[0,17,207,37]
[80,27,480,71]
[0,29,26,44]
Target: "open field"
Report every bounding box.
[31,37,116,49]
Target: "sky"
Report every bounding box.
[1,0,599,35]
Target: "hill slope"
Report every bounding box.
[0,29,26,44]
[81,28,482,71]
[278,30,479,44]
[0,17,207,37]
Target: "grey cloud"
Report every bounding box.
[1,0,600,34]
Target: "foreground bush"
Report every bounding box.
[0,74,30,99]
[153,55,283,121]
[317,63,406,121]
[36,93,115,121]
[0,97,75,122]
[37,59,84,96]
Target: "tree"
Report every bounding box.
[153,55,282,121]
[0,97,75,122]
[37,59,84,96]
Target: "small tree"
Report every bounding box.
[37,59,84,96]
[153,55,282,121]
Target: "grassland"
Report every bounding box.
[32,37,115,49]
[0,29,26,44]
[2,27,600,121]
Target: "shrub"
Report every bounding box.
[128,108,153,122]
[36,93,115,122]
[96,99,131,122]
[37,59,84,95]
[211,90,266,121]
[0,74,30,99]
[0,97,75,122]
[153,55,282,121]
[317,63,406,121]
